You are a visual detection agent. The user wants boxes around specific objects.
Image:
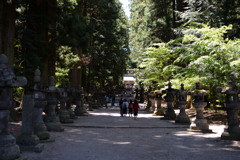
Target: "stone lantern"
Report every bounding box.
[217,74,240,140]
[161,81,177,120]
[31,68,53,141]
[87,93,93,111]
[175,84,190,124]
[139,84,145,103]
[153,90,164,116]
[148,91,156,112]
[58,80,73,123]
[45,76,64,132]
[0,54,27,160]
[75,86,87,116]
[66,85,76,119]
[189,83,212,132]
[135,87,139,100]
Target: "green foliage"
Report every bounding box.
[136,23,240,106]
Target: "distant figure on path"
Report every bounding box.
[105,95,109,109]
[133,100,140,120]
[119,98,123,116]
[111,95,115,107]
[128,99,133,117]
[122,99,128,116]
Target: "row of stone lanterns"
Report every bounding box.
[148,77,240,140]
[0,54,90,160]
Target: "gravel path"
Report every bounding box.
[21,107,240,160]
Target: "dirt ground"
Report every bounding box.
[9,106,240,160]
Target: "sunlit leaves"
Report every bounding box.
[137,23,240,91]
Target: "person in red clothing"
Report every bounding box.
[133,99,140,120]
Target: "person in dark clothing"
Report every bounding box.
[111,95,115,107]
[122,99,128,116]
[133,99,140,119]
[128,99,133,117]
[119,98,123,117]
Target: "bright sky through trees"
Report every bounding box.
[119,0,130,17]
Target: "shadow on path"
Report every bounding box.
[22,107,240,160]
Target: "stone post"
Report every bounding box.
[153,91,164,116]
[16,95,44,152]
[44,76,64,132]
[66,86,76,119]
[149,92,155,113]
[0,54,27,160]
[135,87,139,100]
[189,83,212,132]
[217,74,240,140]
[175,84,190,124]
[75,86,87,116]
[31,69,53,141]
[140,84,145,103]
[161,81,177,120]
[88,93,93,111]
[58,81,73,123]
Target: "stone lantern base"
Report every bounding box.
[59,109,74,123]
[0,134,23,160]
[45,121,64,132]
[68,109,77,119]
[34,123,51,141]
[152,108,164,116]
[16,134,44,152]
[221,126,240,141]
[175,113,190,124]
[189,119,212,133]
[75,106,87,116]
[163,108,176,120]
[44,114,64,132]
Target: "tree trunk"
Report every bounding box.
[172,0,176,28]
[0,0,16,67]
[42,0,57,85]
[0,1,3,53]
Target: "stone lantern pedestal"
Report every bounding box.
[176,101,190,124]
[0,54,27,160]
[31,69,53,142]
[221,102,240,140]
[66,87,76,119]
[175,84,190,124]
[153,92,164,116]
[17,95,44,152]
[149,92,155,113]
[189,83,212,132]
[45,76,64,132]
[162,81,176,120]
[88,94,94,111]
[218,74,240,140]
[58,81,73,123]
[75,87,87,116]
[190,102,211,131]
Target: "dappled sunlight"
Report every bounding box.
[90,112,121,117]
[38,108,240,160]
[174,125,225,139]
[154,135,162,138]
[88,108,161,119]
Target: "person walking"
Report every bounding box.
[122,99,128,117]
[111,95,115,107]
[119,98,123,117]
[128,99,133,117]
[105,95,109,109]
[133,99,140,120]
